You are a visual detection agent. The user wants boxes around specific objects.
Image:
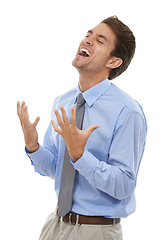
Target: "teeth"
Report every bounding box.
[80,48,90,56]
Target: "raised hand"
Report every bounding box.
[51,106,100,162]
[17,101,40,153]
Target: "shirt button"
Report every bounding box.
[78,168,81,171]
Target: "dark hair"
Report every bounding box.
[101,16,136,80]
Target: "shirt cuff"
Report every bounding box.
[25,144,47,165]
[72,151,99,177]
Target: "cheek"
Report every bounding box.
[94,48,110,62]
[104,46,112,57]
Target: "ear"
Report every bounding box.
[106,56,123,69]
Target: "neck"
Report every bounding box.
[78,72,108,92]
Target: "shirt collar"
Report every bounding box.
[75,78,111,107]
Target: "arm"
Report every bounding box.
[73,111,147,200]
[25,124,58,179]
[52,106,147,200]
[17,101,58,179]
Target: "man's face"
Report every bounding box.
[72,23,116,75]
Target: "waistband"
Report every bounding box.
[57,210,121,225]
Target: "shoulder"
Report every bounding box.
[105,83,147,129]
[108,83,144,115]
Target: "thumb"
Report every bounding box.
[33,116,40,127]
[85,124,100,137]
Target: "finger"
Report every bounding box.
[51,120,62,135]
[17,101,23,126]
[54,109,64,129]
[20,101,25,119]
[86,124,100,138]
[60,106,70,127]
[23,106,30,123]
[20,101,25,116]
[33,116,40,127]
[21,102,29,121]
[17,101,21,118]
[71,107,76,129]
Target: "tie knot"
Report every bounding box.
[76,93,86,108]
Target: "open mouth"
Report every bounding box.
[78,47,91,57]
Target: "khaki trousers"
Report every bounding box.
[39,211,123,240]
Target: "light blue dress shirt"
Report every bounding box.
[26,78,147,218]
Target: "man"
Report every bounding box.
[17,16,147,240]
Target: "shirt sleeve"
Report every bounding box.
[25,97,60,179]
[25,122,58,180]
[73,111,147,200]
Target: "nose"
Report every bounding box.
[84,36,94,46]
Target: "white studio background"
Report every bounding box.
[0,0,163,239]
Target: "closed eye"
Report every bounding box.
[97,39,103,44]
[85,36,103,44]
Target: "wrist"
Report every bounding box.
[26,143,39,153]
[71,151,83,162]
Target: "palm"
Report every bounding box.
[17,101,40,152]
[51,106,100,161]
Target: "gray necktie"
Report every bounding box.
[58,93,86,217]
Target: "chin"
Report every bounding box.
[72,58,82,69]
[72,58,76,67]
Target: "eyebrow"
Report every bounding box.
[87,30,108,42]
